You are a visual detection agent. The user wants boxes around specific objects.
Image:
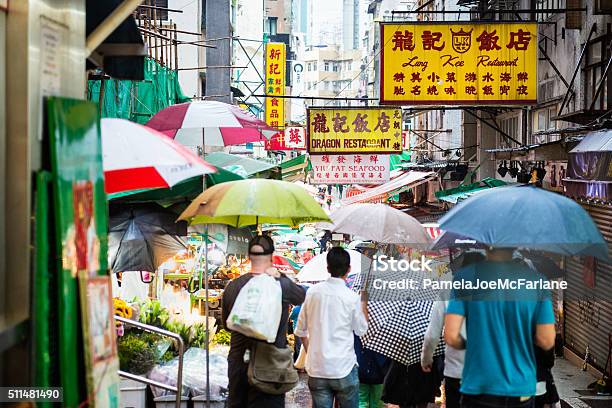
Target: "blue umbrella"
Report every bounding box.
[430,230,485,250]
[438,185,609,260]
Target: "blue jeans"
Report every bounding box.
[308,365,360,408]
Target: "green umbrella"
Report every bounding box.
[178,179,331,227]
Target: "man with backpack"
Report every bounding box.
[222,235,306,408]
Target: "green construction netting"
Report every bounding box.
[87,58,190,124]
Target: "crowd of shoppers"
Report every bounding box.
[222,237,560,408]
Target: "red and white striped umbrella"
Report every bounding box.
[102,118,216,195]
[145,101,278,147]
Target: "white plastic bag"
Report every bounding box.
[227,274,282,343]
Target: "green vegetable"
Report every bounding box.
[139,299,170,328]
[117,333,157,375]
[213,329,231,345]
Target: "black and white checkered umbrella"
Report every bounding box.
[353,263,446,366]
[360,300,445,366]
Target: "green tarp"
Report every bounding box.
[390,151,412,170]
[436,177,508,204]
[87,58,190,124]
[280,154,307,169]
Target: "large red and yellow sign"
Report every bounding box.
[265,42,286,128]
[380,22,537,105]
[307,107,403,154]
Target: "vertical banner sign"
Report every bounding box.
[265,42,286,129]
[311,154,391,185]
[380,22,537,105]
[48,97,119,407]
[307,107,403,154]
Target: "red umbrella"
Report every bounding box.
[272,255,300,272]
[146,101,278,146]
[101,118,216,195]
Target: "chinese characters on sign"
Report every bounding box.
[380,23,537,104]
[307,108,403,154]
[265,127,307,150]
[310,154,391,185]
[265,43,286,128]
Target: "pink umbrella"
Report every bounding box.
[145,101,278,147]
[102,118,216,195]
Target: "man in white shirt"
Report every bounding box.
[295,247,368,408]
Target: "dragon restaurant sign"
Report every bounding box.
[307,107,403,154]
[380,22,537,105]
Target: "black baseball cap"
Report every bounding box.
[248,235,275,255]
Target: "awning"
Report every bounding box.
[569,129,612,152]
[86,0,147,80]
[280,155,308,181]
[204,152,279,178]
[564,129,612,201]
[486,136,584,161]
[435,178,509,204]
[341,171,436,205]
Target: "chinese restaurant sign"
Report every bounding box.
[311,154,390,185]
[265,127,307,150]
[307,107,403,154]
[380,22,537,105]
[265,42,286,128]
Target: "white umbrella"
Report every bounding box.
[326,203,431,245]
[101,118,216,195]
[295,240,318,251]
[297,249,371,282]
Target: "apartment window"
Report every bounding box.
[333,63,339,72]
[324,81,330,90]
[153,0,169,21]
[307,63,311,72]
[584,33,612,112]
[498,116,520,148]
[266,17,278,35]
[313,62,317,71]
[307,82,312,90]
[324,62,330,71]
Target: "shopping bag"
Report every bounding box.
[227,274,282,343]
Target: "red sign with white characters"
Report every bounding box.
[265,127,306,150]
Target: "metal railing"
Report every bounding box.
[115,315,185,408]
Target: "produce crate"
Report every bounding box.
[119,379,146,408]
[192,395,227,408]
[153,395,189,408]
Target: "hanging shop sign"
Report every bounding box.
[265,127,307,150]
[380,22,537,105]
[265,42,286,129]
[47,97,119,406]
[310,154,391,185]
[307,107,403,154]
[227,226,254,256]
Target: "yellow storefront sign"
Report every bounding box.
[265,42,286,128]
[380,22,537,105]
[307,107,403,154]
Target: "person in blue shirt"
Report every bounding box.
[444,248,556,408]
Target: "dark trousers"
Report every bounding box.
[461,394,534,408]
[445,377,461,408]
[227,359,285,408]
